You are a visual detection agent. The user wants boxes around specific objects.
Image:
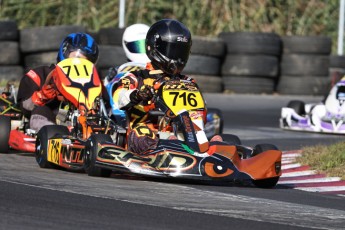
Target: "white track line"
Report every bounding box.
[281,170,317,178]
[282,153,301,158]
[278,177,341,184]
[282,159,296,164]
[282,163,302,170]
[297,186,345,192]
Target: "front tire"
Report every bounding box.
[287,100,306,116]
[251,143,280,188]
[0,115,11,153]
[84,134,113,177]
[35,125,69,168]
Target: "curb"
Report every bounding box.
[278,150,345,196]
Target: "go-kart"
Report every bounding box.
[84,78,282,188]
[104,62,223,139]
[0,82,35,153]
[280,77,345,134]
[32,58,123,171]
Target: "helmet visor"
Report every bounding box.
[157,40,190,63]
[125,39,146,54]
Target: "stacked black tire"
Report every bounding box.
[277,36,331,95]
[20,25,86,73]
[182,36,225,93]
[329,55,345,88]
[97,27,127,79]
[0,20,23,84]
[218,32,281,94]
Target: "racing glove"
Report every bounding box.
[31,84,58,106]
[130,85,154,104]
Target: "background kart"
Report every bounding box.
[83,79,282,188]
[0,83,36,153]
[29,58,121,171]
[105,62,223,140]
[280,78,345,134]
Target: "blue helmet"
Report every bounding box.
[57,32,99,63]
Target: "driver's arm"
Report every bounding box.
[113,72,140,110]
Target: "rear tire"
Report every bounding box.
[35,125,69,168]
[219,134,241,145]
[84,134,113,177]
[251,143,280,188]
[0,115,11,153]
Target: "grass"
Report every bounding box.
[297,142,345,180]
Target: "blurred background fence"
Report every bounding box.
[0,0,344,95]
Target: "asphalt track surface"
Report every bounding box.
[1,93,345,230]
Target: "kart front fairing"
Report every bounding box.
[280,79,345,134]
[92,139,282,181]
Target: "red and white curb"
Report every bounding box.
[278,150,345,196]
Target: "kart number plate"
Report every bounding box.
[57,58,94,85]
[162,89,204,115]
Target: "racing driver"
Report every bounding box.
[17,32,99,132]
[112,19,222,155]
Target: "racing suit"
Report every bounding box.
[113,64,198,154]
[17,65,60,132]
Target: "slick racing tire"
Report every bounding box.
[0,115,11,153]
[287,100,306,116]
[251,144,280,188]
[84,134,113,177]
[219,134,241,145]
[35,125,69,168]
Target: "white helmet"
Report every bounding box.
[122,23,150,63]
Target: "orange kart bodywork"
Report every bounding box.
[86,139,282,184]
[41,132,281,184]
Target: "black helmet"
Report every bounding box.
[57,32,99,63]
[146,19,192,75]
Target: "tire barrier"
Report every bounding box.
[0,21,340,96]
[277,76,329,96]
[282,36,332,55]
[97,27,127,80]
[219,32,281,56]
[24,52,57,69]
[20,25,86,53]
[277,36,331,96]
[97,45,127,79]
[0,41,20,65]
[0,20,18,41]
[98,27,125,46]
[329,55,345,88]
[188,74,223,93]
[219,32,281,94]
[222,75,275,94]
[20,25,86,72]
[182,36,225,93]
[0,20,23,84]
[0,66,24,85]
